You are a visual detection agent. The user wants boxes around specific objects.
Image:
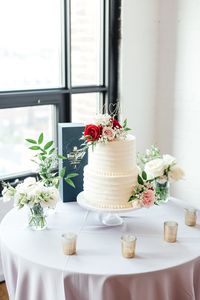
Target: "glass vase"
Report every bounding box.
[155,180,170,204]
[29,203,47,230]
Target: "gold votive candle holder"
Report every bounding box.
[184,208,197,226]
[121,234,137,258]
[61,232,77,255]
[164,221,178,243]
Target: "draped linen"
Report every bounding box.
[0,199,200,300]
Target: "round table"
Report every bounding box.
[0,199,200,300]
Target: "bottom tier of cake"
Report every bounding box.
[83,166,138,209]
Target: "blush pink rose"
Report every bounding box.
[141,189,155,207]
[102,126,115,141]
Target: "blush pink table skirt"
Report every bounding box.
[0,198,200,300]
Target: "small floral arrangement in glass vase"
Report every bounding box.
[137,145,185,204]
[81,114,131,150]
[128,171,156,208]
[2,133,78,230]
[2,177,59,230]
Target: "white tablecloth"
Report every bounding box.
[0,198,200,300]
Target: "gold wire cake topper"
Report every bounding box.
[102,100,121,118]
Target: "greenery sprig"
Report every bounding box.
[26,133,78,189]
[128,171,154,202]
[122,118,132,132]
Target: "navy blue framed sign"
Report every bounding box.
[58,123,88,202]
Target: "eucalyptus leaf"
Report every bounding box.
[29,145,41,150]
[137,174,144,185]
[142,171,147,180]
[49,148,55,155]
[128,195,137,202]
[66,173,78,179]
[60,167,66,178]
[57,154,67,160]
[26,138,37,144]
[65,178,75,188]
[123,119,127,128]
[38,133,44,145]
[44,141,54,150]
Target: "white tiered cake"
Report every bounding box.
[83,135,138,209]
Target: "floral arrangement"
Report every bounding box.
[1,133,78,230]
[2,177,59,229]
[137,145,185,204]
[81,114,131,149]
[128,171,156,208]
[2,177,59,209]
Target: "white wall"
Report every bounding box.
[157,0,200,207]
[121,0,200,208]
[121,0,160,152]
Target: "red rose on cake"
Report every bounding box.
[110,117,122,129]
[82,114,131,146]
[84,124,102,142]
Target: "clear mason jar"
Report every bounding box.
[29,203,47,230]
[155,179,170,204]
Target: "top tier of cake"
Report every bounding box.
[88,135,136,175]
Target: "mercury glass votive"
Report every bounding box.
[164,221,178,243]
[184,208,197,226]
[121,234,137,258]
[61,232,77,255]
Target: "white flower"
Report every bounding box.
[23,177,36,187]
[2,186,15,202]
[144,158,165,179]
[163,154,176,167]
[93,114,111,126]
[168,164,185,181]
[7,177,60,209]
[14,191,28,207]
[102,126,115,141]
[16,177,37,195]
[40,186,59,208]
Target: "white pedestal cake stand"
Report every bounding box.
[77,192,139,226]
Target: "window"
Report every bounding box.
[0,106,54,178]
[0,0,63,91]
[0,0,120,185]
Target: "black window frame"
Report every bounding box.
[0,0,121,188]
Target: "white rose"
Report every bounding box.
[163,154,176,167]
[169,164,185,181]
[144,158,165,179]
[16,182,25,193]
[41,187,59,209]
[2,186,15,202]
[23,177,36,187]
